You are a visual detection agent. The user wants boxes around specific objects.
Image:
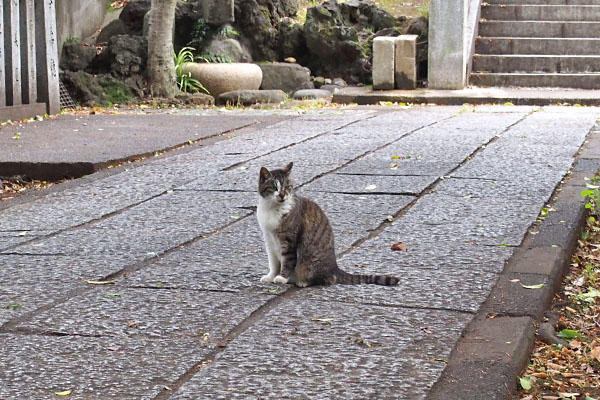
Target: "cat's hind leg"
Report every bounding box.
[273,242,297,284]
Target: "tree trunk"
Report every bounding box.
[147,0,179,98]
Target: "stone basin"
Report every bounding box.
[182,62,263,98]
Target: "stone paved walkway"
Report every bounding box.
[0,105,598,399]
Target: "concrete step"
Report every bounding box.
[479,21,600,38]
[476,37,600,55]
[472,55,600,73]
[481,5,600,21]
[470,72,600,89]
[485,0,599,4]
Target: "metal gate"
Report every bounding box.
[0,0,60,122]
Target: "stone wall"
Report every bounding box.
[56,0,107,58]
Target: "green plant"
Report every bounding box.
[65,36,81,44]
[174,47,209,94]
[218,26,239,39]
[188,18,210,50]
[417,0,429,19]
[584,263,599,283]
[581,178,600,226]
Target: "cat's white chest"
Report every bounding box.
[257,197,293,233]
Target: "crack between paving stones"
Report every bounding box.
[124,285,240,294]
[307,298,477,316]
[8,328,107,338]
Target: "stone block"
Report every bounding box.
[202,0,234,24]
[395,35,418,89]
[372,37,395,90]
[395,34,418,58]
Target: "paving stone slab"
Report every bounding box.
[0,334,209,400]
[18,286,270,340]
[0,162,199,234]
[340,156,458,177]
[389,193,542,246]
[434,176,556,203]
[435,109,528,132]
[172,299,471,399]
[0,255,143,326]
[453,154,572,182]
[6,191,255,257]
[0,284,82,327]
[0,230,52,251]
[480,138,582,164]
[0,254,145,326]
[341,230,512,274]
[122,219,269,292]
[302,173,434,195]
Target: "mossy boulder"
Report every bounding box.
[61,71,135,107]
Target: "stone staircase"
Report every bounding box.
[470,0,600,89]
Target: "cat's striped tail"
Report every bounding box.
[334,269,399,286]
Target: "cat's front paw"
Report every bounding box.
[273,275,289,284]
[260,274,275,283]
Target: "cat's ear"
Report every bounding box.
[259,167,271,182]
[283,162,293,175]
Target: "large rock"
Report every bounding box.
[233,0,299,61]
[203,38,253,63]
[119,0,151,36]
[96,19,129,45]
[303,0,403,84]
[102,35,148,77]
[183,63,263,98]
[59,40,97,72]
[174,1,204,47]
[120,0,201,46]
[277,18,307,63]
[259,62,312,93]
[218,89,286,106]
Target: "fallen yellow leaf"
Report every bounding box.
[54,389,72,396]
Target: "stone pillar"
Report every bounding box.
[372,37,395,90]
[395,35,418,90]
[202,0,234,24]
[428,0,468,89]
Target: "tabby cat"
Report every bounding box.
[257,162,400,287]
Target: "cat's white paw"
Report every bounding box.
[261,275,275,283]
[295,281,309,288]
[273,275,289,284]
